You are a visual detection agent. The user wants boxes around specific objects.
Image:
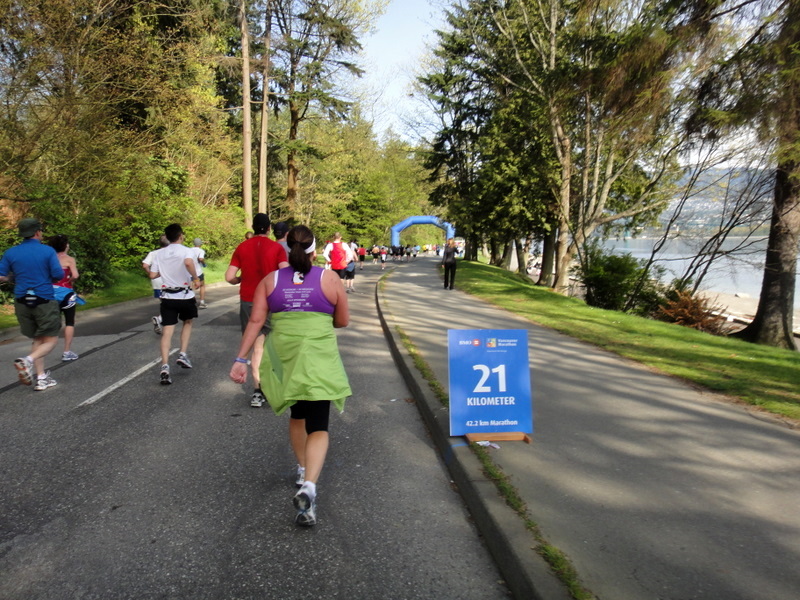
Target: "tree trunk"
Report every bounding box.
[551,109,573,293]
[286,101,300,215]
[734,9,800,350]
[733,162,799,349]
[538,228,556,286]
[515,238,527,275]
[501,238,516,271]
[500,239,514,269]
[257,82,268,215]
[239,0,252,222]
[466,233,480,261]
[489,238,501,265]
[257,0,271,215]
[553,223,572,292]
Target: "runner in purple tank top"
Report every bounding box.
[230,225,351,527]
[269,267,335,315]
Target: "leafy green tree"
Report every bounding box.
[576,241,667,315]
[420,0,697,292]
[0,0,241,288]
[269,0,369,214]
[288,110,436,244]
[418,1,492,261]
[486,0,691,291]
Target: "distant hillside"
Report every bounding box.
[663,167,772,230]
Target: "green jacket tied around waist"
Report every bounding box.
[259,311,352,416]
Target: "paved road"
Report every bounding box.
[0,272,510,599]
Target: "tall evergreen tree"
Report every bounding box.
[419,1,492,260]
[421,0,691,288]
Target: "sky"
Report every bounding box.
[356,0,447,139]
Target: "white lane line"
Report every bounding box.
[78,348,178,407]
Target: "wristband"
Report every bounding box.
[233,357,248,364]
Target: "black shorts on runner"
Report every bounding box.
[290,400,331,433]
[160,298,198,326]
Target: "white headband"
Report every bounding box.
[305,237,316,254]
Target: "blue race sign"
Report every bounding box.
[448,329,532,436]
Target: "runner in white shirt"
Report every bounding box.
[149,223,200,385]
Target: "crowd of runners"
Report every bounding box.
[0,214,450,528]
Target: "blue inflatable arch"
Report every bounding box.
[390,216,455,247]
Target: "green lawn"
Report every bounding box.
[456,260,800,422]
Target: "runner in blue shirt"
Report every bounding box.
[0,218,64,390]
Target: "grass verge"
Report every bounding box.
[471,443,594,600]
[396,326,449,406]
[457,260,800,423]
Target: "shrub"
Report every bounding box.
[575,241,666,314]
[657,289,728,335]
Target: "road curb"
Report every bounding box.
[375,274,570,600]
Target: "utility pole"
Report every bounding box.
[258,0,271,214]
[239,0,253,222]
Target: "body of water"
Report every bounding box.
[602,236,800,309]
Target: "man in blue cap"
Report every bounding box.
[0,218,64,390]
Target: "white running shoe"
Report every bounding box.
[250,388,265,408]
[62,351,79,362]
[176,353,192,369]
[33,372,57,391]
[152,316,162,335]
[293,486,317,527]
[295,465,306,488]
[160,365,172,385]
[14,357,34,385]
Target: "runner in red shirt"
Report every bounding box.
[357,244,366,270]
[226,213,289,407]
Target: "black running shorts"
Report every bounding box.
[160,298,198,326]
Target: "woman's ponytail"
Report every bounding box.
[286,225,315,275]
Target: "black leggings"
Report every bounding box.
[290,400,331,434]
[443,263,457,288]
[61,306,76,327]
